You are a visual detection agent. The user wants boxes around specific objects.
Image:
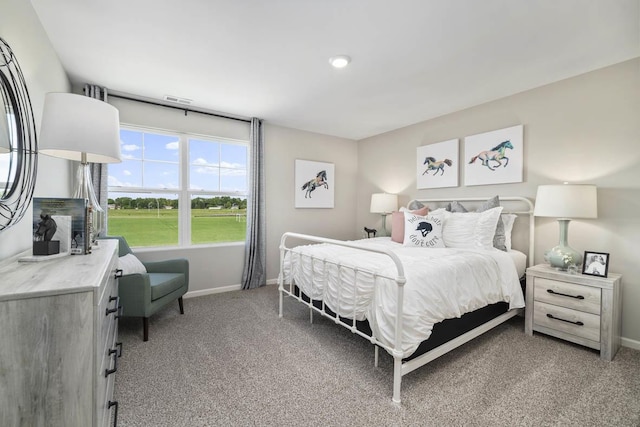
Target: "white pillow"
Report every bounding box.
[441,206,503,249]
[403,211,445,248]
[118,253,147,275]
[501,214,517,251]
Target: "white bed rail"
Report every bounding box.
[278,232,408,402]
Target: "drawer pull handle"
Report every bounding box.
[116,341,123,358]
[105,348,119,377]
[546,313,584,326]
[108,400,119,427]
[547,289,584,300]
[114,269,123,278]
[106,296,120,316]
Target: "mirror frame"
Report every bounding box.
[0,37,37,232]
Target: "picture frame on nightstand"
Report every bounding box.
[582,251,610,278]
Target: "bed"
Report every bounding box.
[278,196,534,403]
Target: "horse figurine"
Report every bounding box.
[468,140,513,171]
[34,213,57,242]
[422,157,452,176]
[301,170,328,198]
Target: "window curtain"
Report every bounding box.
[241,118,266,290]
[83,84,110,234]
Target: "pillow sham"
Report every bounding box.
[118,253,147,275]
[448,196,507,251]
[391,206,429,243]
[501,214,517,251]
[440,206,503,250]
[403,211,445,248]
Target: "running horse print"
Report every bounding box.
[468,140,513,171]
[301,170,328,198]
[422,157,453,176]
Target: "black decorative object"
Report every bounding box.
[33,212,59,255]
[364,227,377,238]
[0,37,37,232]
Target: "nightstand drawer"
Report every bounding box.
[534,301,600,342]
[534,277,601,315]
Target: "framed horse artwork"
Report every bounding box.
[416,139,459,189]
[294,159,335,208]
[464,125,524,186]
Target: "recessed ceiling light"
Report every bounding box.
[329,55,351,68]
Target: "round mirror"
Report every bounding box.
[0,37,37,232]
[0,75,18,198]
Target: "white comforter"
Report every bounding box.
[283,237,525,358]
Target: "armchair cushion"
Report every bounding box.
[149,273,186,301]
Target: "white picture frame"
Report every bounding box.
[294,159,334,208]
[464,125,524,186]
[416,139,459,189]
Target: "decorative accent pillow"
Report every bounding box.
[501,214,517,251]
[391,206,429,243]
[441,206,503,249]
[407,200,425,211]
[448,196,507,251]
[403,211,445,248]
[118,253,147,275]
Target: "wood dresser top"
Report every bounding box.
[0,239,118,301]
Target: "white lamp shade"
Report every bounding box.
[534,184,597,219]
[39,92,121,163]
[370,193,398,214]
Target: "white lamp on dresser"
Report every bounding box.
[39,92,121,243]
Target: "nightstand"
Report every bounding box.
[525,264,622,361]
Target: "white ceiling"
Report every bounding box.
[30,0,639,140]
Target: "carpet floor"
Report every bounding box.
[113,285,640,427]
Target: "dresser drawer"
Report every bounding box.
[533,301,600,342]
[534,277,601,314]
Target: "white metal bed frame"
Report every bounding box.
[278,196,534,403]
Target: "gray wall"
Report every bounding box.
[0,0,71,260]
[357,59,640,346]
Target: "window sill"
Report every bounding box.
[131,241,245,254]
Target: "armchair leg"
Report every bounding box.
[178,297,184,314]
[143,317,149,342]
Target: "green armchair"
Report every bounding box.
[103,236,189,341]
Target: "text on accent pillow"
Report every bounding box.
[403,211,445,248]
[391,206,429,243]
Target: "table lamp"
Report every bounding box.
[39,93,121,243]
[534,183,597,270]
[370,193,397,237]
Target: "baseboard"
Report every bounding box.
[184,280,278,299]
[184,284,241,299]
[622,337,640,351]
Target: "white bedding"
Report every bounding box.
[283,237,525,358]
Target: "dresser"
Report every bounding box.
[0,239,121,427]
[525,263,622,361]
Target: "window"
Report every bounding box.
[108,126,248,247]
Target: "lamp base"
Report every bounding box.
[545,245,582,271]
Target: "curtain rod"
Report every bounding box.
[108,93,252,124]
